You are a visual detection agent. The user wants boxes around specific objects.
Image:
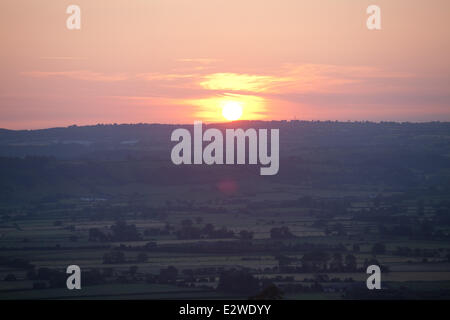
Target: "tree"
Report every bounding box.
[89,228,108,242]
[374,194,382,208]
[270,226,295,239]
[333,223,346,236]
[129,266,138,276]
[145,241,157,249]
[4,274,17,281]
[217,270,260,295]
[136,252,148,263]
[195,217,203,224]
[103,250,126,264]
[330,253,343,271]
[301,251,330,271]
[111,220,141,241]
[159,266,178,283]
[181,219,193,228]
[372,243,386,255]
[250,284,283,300]
[82,269,105,286]
[417,199,425,216]
[33,282,47,290]
[345,254,357,271]
[239,230,254,240]
[203,224,215,235]
[275,254,294,270]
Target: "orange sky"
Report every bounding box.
[0,0,449,129]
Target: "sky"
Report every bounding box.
[0,0,449,129]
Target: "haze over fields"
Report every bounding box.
[1,121,450,299]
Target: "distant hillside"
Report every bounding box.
[0,121,448,204]
[1,121,449,160]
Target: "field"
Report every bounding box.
[1,121,450,299]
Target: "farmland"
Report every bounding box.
[1,121,450,299]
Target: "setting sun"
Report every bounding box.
[222,101,243,121]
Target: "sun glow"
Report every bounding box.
[222,101,243,121]
[189,93,267,122]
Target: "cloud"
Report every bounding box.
[136,73,195,81]
[271,64,414,94]
[22,64,411,95]
[199,73,291,92]
[176,58,221,64]
[196,65,414,96]
[22,70,129,82]
[20,63,421,123]
[39,57,87,61]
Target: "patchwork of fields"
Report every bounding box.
[1,122,450,299]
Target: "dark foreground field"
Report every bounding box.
[0,121,450,299]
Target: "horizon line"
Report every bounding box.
[1,119,450,132]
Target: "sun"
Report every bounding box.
[222,101,243,121]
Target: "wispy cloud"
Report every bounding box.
[23,64,412,93]
[136,73,195,81]
[22,70,129,82]
[176,58,221,64]
[199,73,292,93]
[20,63,419,124]
[39,57,87,61]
